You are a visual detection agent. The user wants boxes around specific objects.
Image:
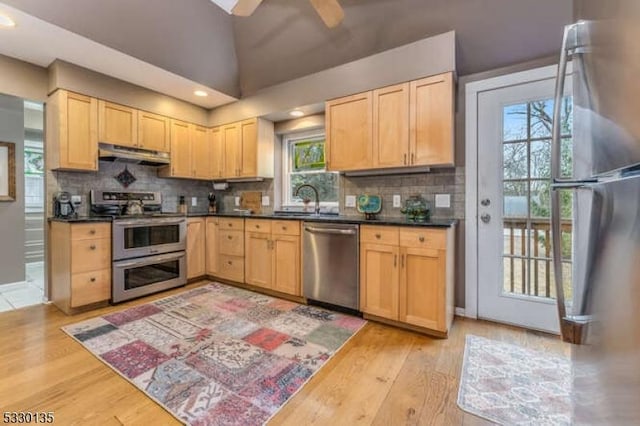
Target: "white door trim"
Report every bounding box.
[464,64,570,319]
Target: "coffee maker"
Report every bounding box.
[54,192,76,218]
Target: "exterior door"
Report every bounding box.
[477,75,573,333]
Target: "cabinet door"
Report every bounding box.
[205,217,219,275]
[245,232,272,289]
[210,127,224,179]
[325,92,373,171]
[409,72,454,166]
[138,111,170,152]
[373,83,410,168]
[240,118,258,177]
[58,91,98,171]
[272,234,300,296]
[187,218,206,279]
[191,125,211,179]
[399,247,446,331]
[169,120,192,177]
[98,100,138,148]
[360,243,399,320]
[223,123,240,178]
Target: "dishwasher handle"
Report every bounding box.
[304,226,357,235]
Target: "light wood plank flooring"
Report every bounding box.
[0,280,569,425]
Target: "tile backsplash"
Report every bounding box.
[49,161,464,220]
[48,161,214,216]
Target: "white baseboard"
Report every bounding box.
[455,307,466,317]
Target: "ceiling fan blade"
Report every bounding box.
[309,0,344,28]
[232,0,263,16]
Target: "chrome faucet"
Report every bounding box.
[294,184,320,215]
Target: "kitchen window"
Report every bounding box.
[281,131,338,209]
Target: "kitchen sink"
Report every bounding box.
[273,210,338,217]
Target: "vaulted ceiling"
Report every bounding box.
[1,0,573,100]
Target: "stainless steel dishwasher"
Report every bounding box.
[302,222,359,311]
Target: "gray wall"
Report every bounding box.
[0,95,26,285]
[3,0,240,97]
[0,54,48,102]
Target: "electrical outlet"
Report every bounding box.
[435,194,451,208]
[234,196,240,207]
[71,195,81,204]
[191,197,197,207]
[261,196,270,206]
[345,195,356,208]
[393,194,401,208]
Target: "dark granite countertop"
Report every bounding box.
[191,212,457,228]
[48,216,113,223]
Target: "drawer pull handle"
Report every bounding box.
[375,233,381,239]
[227,235,232,240]
[227,260,232,265]
[90,245,96,250]
[256,224,260,229]
[89,229,96,235]
[90,277,96,283]
[282,226,287,231]
[419,236,425,242]
[228,223,232,227]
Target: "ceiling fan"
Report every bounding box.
[211,0,345,28]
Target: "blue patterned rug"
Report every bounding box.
[62,282,366,425]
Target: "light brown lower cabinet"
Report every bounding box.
[205,217,219,275]
[244,219,301,296]
[360,225,455,335]
[187,218,206,279]
[216,218,245,282]
[50,222,112,314]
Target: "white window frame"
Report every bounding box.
[280,129,339,209]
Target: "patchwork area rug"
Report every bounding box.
[62,282,366,425]
[458,335,572,425]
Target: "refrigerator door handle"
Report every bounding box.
[551,178,598,190]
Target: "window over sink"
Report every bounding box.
[281,130,338,209]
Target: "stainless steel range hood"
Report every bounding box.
[98,144,170,166]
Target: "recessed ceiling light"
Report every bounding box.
[194,90,208,97]
[0,14,15,28]
[289,110,304,117]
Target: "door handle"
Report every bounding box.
[394,254,397,267]
[480,213,491,223]
[401,254,405,268]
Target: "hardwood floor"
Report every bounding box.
[0,281,569,425]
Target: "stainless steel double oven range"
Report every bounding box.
[90,190,187,303]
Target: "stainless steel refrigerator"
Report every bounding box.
[552,1,640,423]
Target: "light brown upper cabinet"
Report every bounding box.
[47,90,99,171]
[223,122,241,178]
[325,71,454,172]
[98,101,138,148]
[210,127,224,179]
[138,111,170,152]
[409,72,454,166]
[191,125,211,179]
[373,83,410,168]
[160,119,192,178]
[326,92,373,171]
[217,118,274,180]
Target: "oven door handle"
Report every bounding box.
[114,252,185,269]
[114,219,186,226]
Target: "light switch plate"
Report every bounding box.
[261,196,270,206]
[345,195,356,208]
[393,194,401,208]
[191,197,197,207]
[234,196,240,207]
[435,193,451,208]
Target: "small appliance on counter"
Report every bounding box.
[356,194,382,220]
[178,195,187,214]
[208,192,217,213]
[53,192,76,219]
[401,195,431,222]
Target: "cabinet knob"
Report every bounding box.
[90,244,96,250]
[89,229,96,235]
[256,224,260,229]
[90,277,96,283]
[227,235,232,240]
[282,226,287,231]
[228,223,232,227]
[375,233,381,239]
[419,236,425,242]
[227,260,232,265]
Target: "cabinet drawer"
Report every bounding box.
[219,218,245,230]
[272,220,300,236]
[71,223,110,240]
[70,268,111,307]
[218,255,244,282]
[399,228,446,249]
[219,230,244,256]
[71,238,111,273]
[361,225,399,245]
[245,219,271,234]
